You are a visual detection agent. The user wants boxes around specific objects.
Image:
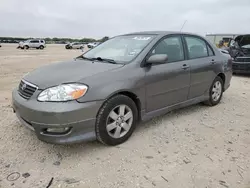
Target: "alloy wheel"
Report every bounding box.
[106,105,133,139]
[212,81,222,101]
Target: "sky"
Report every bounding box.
[0,0,250,39]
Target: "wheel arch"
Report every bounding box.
[99,90,142,121]
[217,73,226,91]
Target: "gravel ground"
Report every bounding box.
[0,44,250,188]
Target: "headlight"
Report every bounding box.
[37,84,88,102]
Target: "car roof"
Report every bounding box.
[30,39,44,40]
[122,31,202,37]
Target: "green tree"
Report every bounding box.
[100,36,109,42]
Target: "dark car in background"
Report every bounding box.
[12,31,232,146]
[225,34,250,74]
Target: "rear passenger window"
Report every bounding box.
[151,36,184,63]
[207,44,214,56]
[30,40,39,43]
[185,36,208,59]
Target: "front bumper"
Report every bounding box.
[12,88,104,144]
[232,61,250,74]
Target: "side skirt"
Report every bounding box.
[141,95,208,122]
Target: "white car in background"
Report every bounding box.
[87,42,101,49]
[65,42,84,49]
[18,39,46,50]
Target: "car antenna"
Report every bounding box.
[180,20,187,32]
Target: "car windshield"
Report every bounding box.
[82,35,156,63]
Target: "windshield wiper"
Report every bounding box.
[79,56,94,61]
[95,57,117,64]
[78,56,117,64]
[90,57,117,64]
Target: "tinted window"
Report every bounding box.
[185,36,208,59]
[151,36,184,63]
[30,40,39,43]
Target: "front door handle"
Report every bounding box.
[182,64,190,70]
[210,59,215,64]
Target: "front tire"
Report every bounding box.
[24,45,29,50]
[204,76,224,106]
[40,45,44,50]
[96,95,138,146]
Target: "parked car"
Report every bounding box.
[225,34,250,74]
[17,41,23,49]
[65,42,84,49]
[18,39,46,50]
[87,42,100,48]
[12,31,232,146]
[0,43,1,48]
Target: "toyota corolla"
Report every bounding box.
[12,31,232,145]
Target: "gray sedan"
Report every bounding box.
[12,31,232,145]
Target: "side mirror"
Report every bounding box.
[146,54,168,65]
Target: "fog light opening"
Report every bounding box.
[45,127,70,134]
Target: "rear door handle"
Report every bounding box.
[182,64,190,70]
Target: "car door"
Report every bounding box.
[35,40,39,48]
[74,43,79,49]
[74,43,78,49]
[35,40,40,48]
[183,35,217,99]
[145,35,190,112]
[31,40,39,48]
[29,40,35,48]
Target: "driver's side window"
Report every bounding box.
[151,36,184,63]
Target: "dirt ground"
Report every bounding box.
[0,44,250,188]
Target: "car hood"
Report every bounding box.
[24,59,124,89]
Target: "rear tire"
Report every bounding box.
[24,45,29,50]
[96,95,138,146]
[204,76,224,106]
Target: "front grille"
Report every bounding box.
[235,57,250,62]
[233,64,250,70]
[18,80,38,99]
